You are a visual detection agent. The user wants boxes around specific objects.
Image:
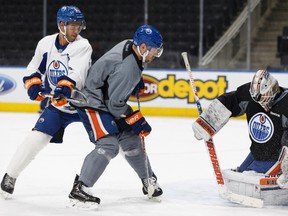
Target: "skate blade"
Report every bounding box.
[0,190,12,200]
[67,198,99,210]
[147,195,162,202]
[147,185,162,202]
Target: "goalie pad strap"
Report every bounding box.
[196,117,216,137]
[266,146,288,176]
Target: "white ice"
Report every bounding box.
[0,112,287,216]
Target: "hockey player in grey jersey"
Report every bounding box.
[68,25,164,207]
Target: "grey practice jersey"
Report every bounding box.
[73,40,144,118]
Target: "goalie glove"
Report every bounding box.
[192,99,232,141]
[52,75,76,106]
[125,110,151,137]
[23,73,45,101]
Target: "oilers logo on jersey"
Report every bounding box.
[47,60,68,85]
[248,112,274,143]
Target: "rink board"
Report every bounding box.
[1,67,288,116]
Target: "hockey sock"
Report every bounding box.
[5,130,51,178]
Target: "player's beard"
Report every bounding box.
[67,34,77,42]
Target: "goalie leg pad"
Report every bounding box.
[266,146,288,175]
[192,99,232,141]
[277,146,288,188]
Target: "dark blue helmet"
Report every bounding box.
[133,25,163,57]
[57,6,86,30]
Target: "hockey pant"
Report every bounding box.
[238,152,277,173]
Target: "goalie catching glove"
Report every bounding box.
[125,110,151,137]
[23,73,45,101]
[52,75,76,106]
[192,99,232,141]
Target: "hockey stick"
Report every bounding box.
[181,52,224,185]
[39,89,87,104]
[136,91,155,199]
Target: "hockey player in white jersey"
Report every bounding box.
[67,25,164,207]
[1,6,92,197]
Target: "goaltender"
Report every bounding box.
[192,70,288,188]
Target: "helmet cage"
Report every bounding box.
[249,70,279,111]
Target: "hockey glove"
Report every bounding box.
[52,75,76,106]
[131,78,145,96]
[23,73,45,101]
[125,110,151,137]
[192,99,232,141]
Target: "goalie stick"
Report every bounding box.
[181,52,224,185]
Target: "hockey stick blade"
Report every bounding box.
[181,52,224,185]
[67,198,99,210]
[0,189,12,200]
[148,196,162,202]
[147,184,155,199]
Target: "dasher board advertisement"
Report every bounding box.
[1,67,287,116]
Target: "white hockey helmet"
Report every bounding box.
[249,70,280,111]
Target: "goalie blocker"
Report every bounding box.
[192,99,232,141]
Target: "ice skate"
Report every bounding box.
[141,173,163,202]
[68,175,100,209]
[1,173,16,199]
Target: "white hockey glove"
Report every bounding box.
[192,99,232,141]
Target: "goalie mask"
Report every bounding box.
[249,70,280,111]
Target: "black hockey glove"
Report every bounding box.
[125,110,151,137]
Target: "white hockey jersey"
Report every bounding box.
[26,33,92,113]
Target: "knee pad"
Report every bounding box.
[119,132,143,157]
[95,144,119,161]
[122,146,142,157]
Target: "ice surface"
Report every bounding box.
[0,112,287,215]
